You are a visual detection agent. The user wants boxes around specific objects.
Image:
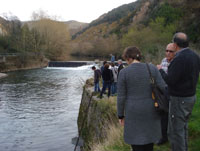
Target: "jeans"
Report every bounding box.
[111,82,117,95]
[168,95,196,151]
[94,82,100,92]
[100,81,111,97]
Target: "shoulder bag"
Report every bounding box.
[146,63,169,113]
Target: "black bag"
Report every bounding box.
[146,63,169,113]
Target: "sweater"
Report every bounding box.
[117,63,166,145]
[160,48,200,97]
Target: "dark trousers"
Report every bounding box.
[168,95,196,151]
[100,81,111,97]
[161,111,168,140]
[131,143,153,151]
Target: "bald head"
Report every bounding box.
[166,43,175,50]
[172,32,189,49]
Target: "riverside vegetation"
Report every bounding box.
[78,79,200,151]
[1,0,200,65]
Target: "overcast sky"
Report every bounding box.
[0,0,136,23]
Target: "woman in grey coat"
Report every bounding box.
[117,46,166,151]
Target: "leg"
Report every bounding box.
[100,83,107,98]
[168,96,196,151]
[157,111,168,145]
[111,83,114,95]
[97,82,101,92]
[107,82,111,97]
[94,82,97,92]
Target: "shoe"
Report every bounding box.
[156,138,168,145]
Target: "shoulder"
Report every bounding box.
[161,58,167,63]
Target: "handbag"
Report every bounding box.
[146,63,169,113]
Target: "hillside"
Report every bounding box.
[63,20,89,36]
[70,0,200,62]
[22,20,88,36]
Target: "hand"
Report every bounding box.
[119,118,125,126]
[157,65,162,70]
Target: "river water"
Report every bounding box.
[0,65,93,151]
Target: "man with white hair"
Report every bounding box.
[156,43,176,145]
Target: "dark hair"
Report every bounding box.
[104,63,110,69]
[92,66,96,70]
[103,61,107,65]
[173,32,189,48]
[122,46,142,61]
[110,62,115,67]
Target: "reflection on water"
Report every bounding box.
[0,65,93,151]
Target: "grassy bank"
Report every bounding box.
[89,81,200,151]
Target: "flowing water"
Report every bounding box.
[0,65,93,151]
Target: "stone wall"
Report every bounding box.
[77,79,118,151]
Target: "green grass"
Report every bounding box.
[90,80,200,151]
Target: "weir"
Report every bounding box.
[48,61,95,67]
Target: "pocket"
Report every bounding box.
[179,96,196,120]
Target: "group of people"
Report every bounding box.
[117,32,200,151]
[91,59,124,98]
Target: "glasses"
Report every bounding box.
[166,50,175,53]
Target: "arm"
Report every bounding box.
[160,56,183,87]
[117,69,126,120]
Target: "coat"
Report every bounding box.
[117,63,166,145]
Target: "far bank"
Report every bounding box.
[0,53,49,73]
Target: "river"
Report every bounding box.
[0,65,93,151]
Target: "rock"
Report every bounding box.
[0,73,7,79]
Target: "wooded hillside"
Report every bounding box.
[0,0,199,62]
[70,0,200,62]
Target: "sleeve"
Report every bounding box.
[153,65,167,91]
[94,70,98,83]
[161,56,183,87]
[117,69,126,119]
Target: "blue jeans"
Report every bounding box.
[94,82,100,92]
[111,82,117,95]
[168,95,196,151]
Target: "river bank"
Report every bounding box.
[0,54,49,72]
[77,79,200,151]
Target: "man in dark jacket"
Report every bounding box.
[158,32,200,151]
[92,66,101,92]
[100,63,113,98]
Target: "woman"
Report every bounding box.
[117,46,166,151]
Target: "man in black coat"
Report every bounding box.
[158,32,200,151]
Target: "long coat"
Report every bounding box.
[117,63,166,145]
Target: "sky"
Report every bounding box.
[0,0,136,23]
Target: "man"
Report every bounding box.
[156,43,176,145]
[91,66,101,92]
[157,43,176,73]
[117,59,124,77]
[158,32,200,151]
[110,54,115,63]
[110,62,118,95]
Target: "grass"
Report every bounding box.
[89,81,200,151]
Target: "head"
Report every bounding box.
[165,43,176,62]
[110,62,115,67]
[91,66,96,70]
[104,63,110,69]
[103,61,107,65]
[172,32,189,51]
[122,46,142,64]
[118,59,122,65]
